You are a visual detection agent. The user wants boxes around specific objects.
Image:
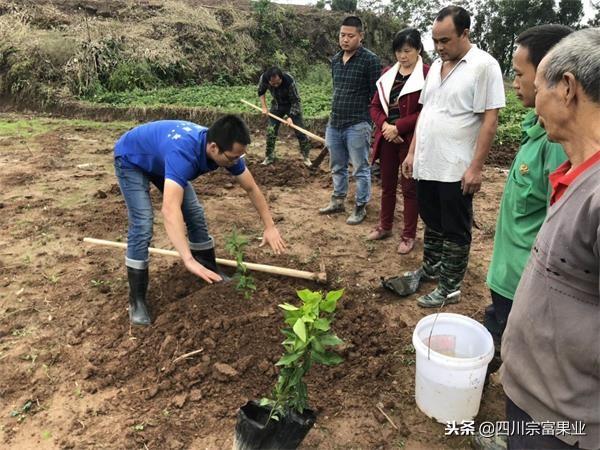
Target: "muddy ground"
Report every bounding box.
[0,113,509,449]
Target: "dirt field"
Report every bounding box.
[0,113,509,449]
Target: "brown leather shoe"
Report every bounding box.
[366,227,392,240]
[397,237,415,254]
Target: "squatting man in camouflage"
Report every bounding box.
[257,66,313,167]
[113,115,285,326]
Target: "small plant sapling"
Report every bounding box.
[260,288,345,420]
[225,228,256,300]
[233,288,345,449]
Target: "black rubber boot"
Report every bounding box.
[191,247,230,282]
[127,267,151,326]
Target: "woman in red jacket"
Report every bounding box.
[367,28,429,254]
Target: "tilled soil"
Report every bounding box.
[0,113,507,449]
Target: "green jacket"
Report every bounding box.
[486,110,567,300]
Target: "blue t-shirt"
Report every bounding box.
[114,120,246,188]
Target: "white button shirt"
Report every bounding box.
[413,45,505,182]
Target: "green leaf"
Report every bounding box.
[325,289,344,302]
[311,351,344,366]
[259,397,273,407]
[296,289,321,303]
[278,303,299,311]
[319,333,344,347]
[285,317,298,327]
[320,297,337,313]
[281,328,296,339]
[275,351,303,366]
[293,318,307,342]
[293,339,306,351]
[311,337,325,353]
[313,318,330,331]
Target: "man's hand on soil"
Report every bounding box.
[184,258,222,284]
[259,226,286,254]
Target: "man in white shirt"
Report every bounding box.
[400,5,505,307]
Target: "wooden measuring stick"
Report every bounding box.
[240,99,326,145]
[83,237,327,283]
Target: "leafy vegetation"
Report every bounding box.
[85,80,526,147]
[85,81,333,119]
[260,288,345,419]
[225,228,256,300]
[496,89,528,147]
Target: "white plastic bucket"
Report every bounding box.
[412,313,494,423]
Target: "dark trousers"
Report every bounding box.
[485,290,513,374]
[506,396,580,449]
[266,107,310,157]
[416,180,473,246]
[379,139,418,238]
[484,290,513,345]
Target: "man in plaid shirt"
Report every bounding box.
[319,15,381,225]
[258,66,312,167]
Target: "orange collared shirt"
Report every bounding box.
[549,150,600,205]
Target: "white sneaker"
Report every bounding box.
[302,157,312,167]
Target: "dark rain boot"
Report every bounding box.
[346,203,367,225]
[127,267,151,326]
[191,247,230,282]
[387,227,443,296]
[319,195,345,214]
[300,140,312,167]
[262,125,278,165]
[418,240,470,308]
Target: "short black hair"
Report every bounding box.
[392,28,423,54]
[207,115,251,153]
[435,5,470,35]
[516,24,574,69]
[341,16,363,32]
[264,66,283,80]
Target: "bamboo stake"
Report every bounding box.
[240,99,326,145]
[83,237,327,283]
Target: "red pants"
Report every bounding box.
[378,139,418,239]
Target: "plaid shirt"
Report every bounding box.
[257,72,302,116]
[330,46,381,128]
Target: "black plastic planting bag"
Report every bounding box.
[233,400,316,450]
[381,275,419,297]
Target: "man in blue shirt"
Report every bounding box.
[114,115,285,326]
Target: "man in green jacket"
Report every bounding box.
[485,23,573,367]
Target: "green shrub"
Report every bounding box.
[107,61,162,92]
[496,89,527,147]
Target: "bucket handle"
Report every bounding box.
[426,290,461,360]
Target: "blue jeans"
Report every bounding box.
[114,157,213,269]
[325,121,372,205]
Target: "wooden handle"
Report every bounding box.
[240,99,326,145]
[83,237,327,283]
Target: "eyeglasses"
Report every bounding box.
[223,152,245,163]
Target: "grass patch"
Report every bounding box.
[0,117,134,137]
